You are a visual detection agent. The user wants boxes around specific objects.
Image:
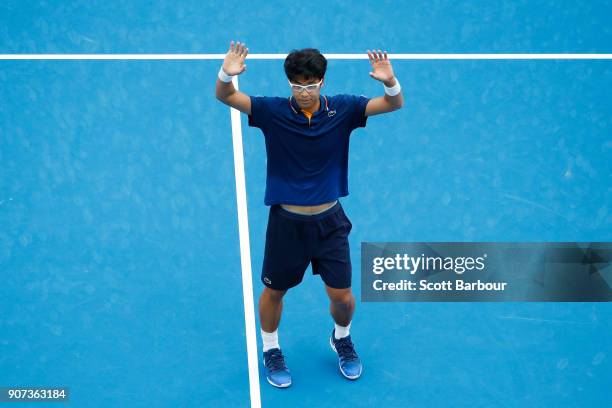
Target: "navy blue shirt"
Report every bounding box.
[248,93,370,206]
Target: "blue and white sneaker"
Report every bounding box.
[330,330,362,380]
[262,348,292,388]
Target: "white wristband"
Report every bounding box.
[218,67,235,83]
[384,78,401,96]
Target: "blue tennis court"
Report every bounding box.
[1,1,611,407]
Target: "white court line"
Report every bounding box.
[230,76,261,408]
[1,53,612,60]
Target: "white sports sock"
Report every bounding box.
[334,322,351,339]
[261,329,280,352]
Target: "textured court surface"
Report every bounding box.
[1,1,611,407]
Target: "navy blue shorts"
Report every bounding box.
[262,200,353,291]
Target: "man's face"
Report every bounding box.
[289,75,324,111]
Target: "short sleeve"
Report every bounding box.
[248,95,269,129]
[347,94,370,130]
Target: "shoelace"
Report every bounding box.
[335,337,358,361]
[265,349,287,372]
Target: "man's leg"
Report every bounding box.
[325,284,362,380]
[259,286,292,388]
[259,286,287,333]
[325,285,355,328]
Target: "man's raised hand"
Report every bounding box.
[222,40,249,76]
[367,49,396,85]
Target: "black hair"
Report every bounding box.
[284,48,327,82]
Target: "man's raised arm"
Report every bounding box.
[215,40,252,115]
[364,49,404,117]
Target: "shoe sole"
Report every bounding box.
[266,377,291,388]
[263,361,292,388]
[329,337,362,380]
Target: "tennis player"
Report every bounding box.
[215,41,403,388]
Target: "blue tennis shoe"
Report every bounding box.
[330,330,363,380]
[263,348,292,388]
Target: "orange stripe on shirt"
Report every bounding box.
[300,109,313,120]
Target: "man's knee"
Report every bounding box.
[326,286,354,305]
[261,286,287,302]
